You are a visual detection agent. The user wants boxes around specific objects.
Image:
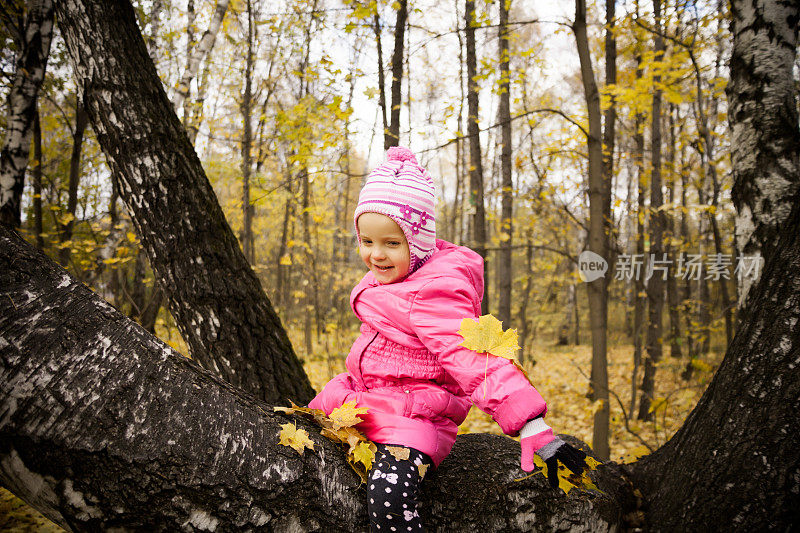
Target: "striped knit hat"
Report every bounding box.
[354,146,436,274]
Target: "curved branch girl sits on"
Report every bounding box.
[309,147,587,531]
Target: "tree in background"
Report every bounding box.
[0,0,55,227]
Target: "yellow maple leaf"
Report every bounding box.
[386,446,410,461]
[458,314,520,360]
[329,400,369,431]
[278,423,314,455]
[352,441,376,471]
[417,463,429,479]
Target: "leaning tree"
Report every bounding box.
[54,0,314,405]
[0,0,798,530]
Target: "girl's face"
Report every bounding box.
[357,212,410,284]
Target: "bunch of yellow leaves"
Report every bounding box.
[275,400,377,482]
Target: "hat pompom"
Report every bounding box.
[386,146,418,164]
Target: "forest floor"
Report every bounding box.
[0,341,722,531]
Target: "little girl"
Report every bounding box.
[309,147,587,531]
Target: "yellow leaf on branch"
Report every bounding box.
[278,423,314,455]
[329,400,369,430]
[351,441,376,471]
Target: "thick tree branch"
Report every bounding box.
[0,224,631,531]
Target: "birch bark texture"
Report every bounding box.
[0,224,630,531]
[171,0,230,113]
[728,0,800,311]
[54,0,314,404]
[0,0,55,227]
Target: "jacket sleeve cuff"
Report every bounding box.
[492,387,547,436]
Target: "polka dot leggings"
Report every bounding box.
[367,444,433,532]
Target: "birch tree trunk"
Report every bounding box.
[54,0,314,404]
[496,0,513,327]
[171,0,230,113]
[729,0,800,313]
[574,0,609,461]
[0,0,55,227]
[0,223,631,532]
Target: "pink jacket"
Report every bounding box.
[308,239,547,466]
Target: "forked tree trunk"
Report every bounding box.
[54,0,314,404]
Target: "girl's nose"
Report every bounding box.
[371,246,387,260]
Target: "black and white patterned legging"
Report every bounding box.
[367,444,433,532]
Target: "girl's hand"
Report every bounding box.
[519,418,588,488]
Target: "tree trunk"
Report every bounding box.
[638,0,666,421]
[465,0,489,315]
[630,107,645,415]
[0,223,631,531]
[0,0,55,228]
[518,238,533,362]
[373,11,389,144]
[666,106,682,359]
[240,0,255,265]
[385,0,407,149]
[32,107,44,249]
[172,0,230,113]
[574,0,609,461]
[631,194,800,531]
[680,145,695,363]
[601,0,616,282]
[54,0,314,404]
[496,0,513,328]
[729,0,799,315]
[58,98,89,268]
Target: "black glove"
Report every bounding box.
[538,438,588,489]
